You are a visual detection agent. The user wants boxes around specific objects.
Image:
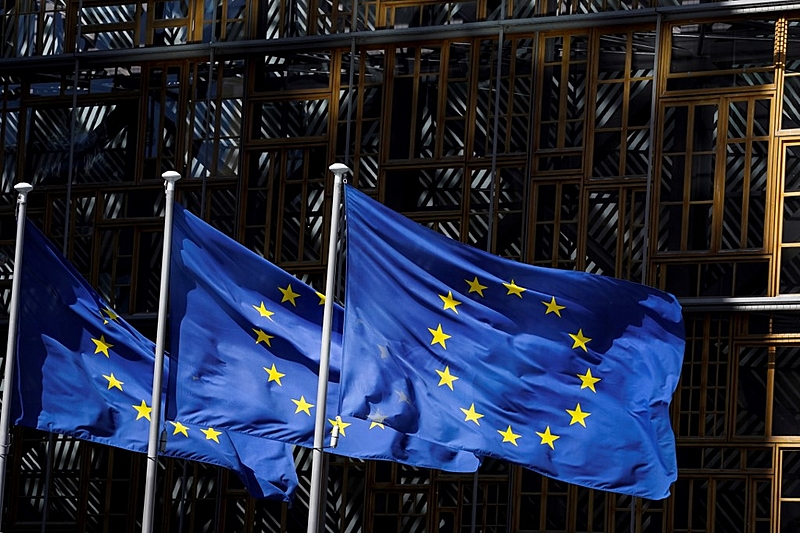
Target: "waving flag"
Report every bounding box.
[167,204,479,472]
[13,222,297,500]
[339,185,685,500]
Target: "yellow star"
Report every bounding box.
[465,276,487,297]
[460,403,484,425]
[503,279,526,297]
[101,308,118,324]
[439,291,462,314]
[542,296,566,317]
[264,363,285,386]
[567,403,591,427]
[329,417,352,437]
[569,329,592,352]
[169,421,190,437]
[201,427,222,443]
[497,425,521,446]
[253,302,275,320]
[279,284,301,306]
[132,400,152,421]
[292,395,314,416]
[316,291,326,305]
[536,426,560,449]
[578,368,601,392]
[92,335,113,358]
[103,373,124,391]
[428,324,451,349]
[395,390,412,404]
[253,328,274,347]
[436,365,459,391]
[369,412,387,429]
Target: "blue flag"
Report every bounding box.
[339,185,686,500]
[13,221,297,501]
[167,204,479,472]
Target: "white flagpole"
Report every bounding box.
[141,171,181,533]
[307,163,348,533]
[0,182,34,532]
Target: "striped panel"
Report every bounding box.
[723,144,745,250]
[773,346,800,436]
[264,0,282,39]
[735,346,767,436]
[258,99,329,139]
[586,190,619,276]
[625,128,649,176]
[747,143,768,249]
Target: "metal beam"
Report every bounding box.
[0,0,797,72]
[680,296,800,312]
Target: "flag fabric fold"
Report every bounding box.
[13,222,297,501]
[339,185,686,500]
[167,204,479,473]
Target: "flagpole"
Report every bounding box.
[0,183,34,531]
[307,163,348,533]
[142,171,181,533]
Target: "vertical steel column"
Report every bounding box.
[641,14,662,285]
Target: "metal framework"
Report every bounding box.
[1,0,800,531]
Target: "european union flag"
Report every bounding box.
[13,221,297,501]
[339,186,686,500]
[167,204,479,472]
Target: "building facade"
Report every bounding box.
[1,0,799,530]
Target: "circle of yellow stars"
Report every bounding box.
[415,276,602,452]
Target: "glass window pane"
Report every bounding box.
[714,479,746,532]
[780,247,800,294]
[782,450,800,498]
[669,20,775,89]
[783,197,800,243]
[736,347,767,436]
[784,76,800,131]
[774,348,800,436]
[688,203,712,251]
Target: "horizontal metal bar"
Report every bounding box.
[680,296,800,312]
[0,0,797,72]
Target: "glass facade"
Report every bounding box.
[1,0,800,530]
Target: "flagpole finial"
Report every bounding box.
[328,163,350,180]
[14,182,33,195]
[162,170,181,183]
[14,183,33,216]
